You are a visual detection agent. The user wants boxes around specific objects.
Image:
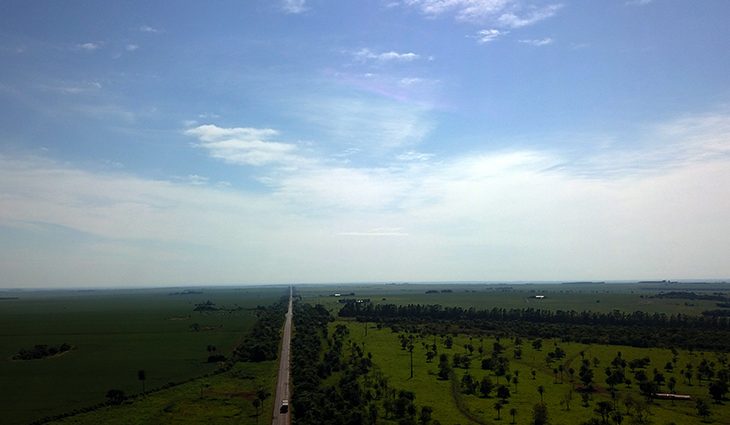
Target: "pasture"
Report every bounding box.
[0,286,286,425]
[339,320,730,424]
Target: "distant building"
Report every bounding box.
[535,295,545,299]
[333,293,341,297]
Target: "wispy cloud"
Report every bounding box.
[137,25,161,33]
[76,42,102,51]
[474,28,507,43]
[497,4,563,28]
[185,124,305,167]
[295,95,433,149]
[626,0,653,6]
[402,0,562,26]
[518,37,553,46]
[125,44,139,52]
[397,150,435,161]
[282,0,308,14]
[354,48,421,63]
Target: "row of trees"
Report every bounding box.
[232,297,288,362]
[339,302,730,350]
[291,303,437,425]
[13,343,71,360]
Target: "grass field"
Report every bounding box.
[338,319,730,424]
[0,286,287,425]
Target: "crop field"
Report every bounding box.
[297,282,730,315]
[48,360,278,425]
[337,320,730,424]
[0,286,287,425]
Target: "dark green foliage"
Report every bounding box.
[233,298,287,362]
[532,402,548,425]
[105,389,126,405]
[291,302,425,425]
[13,343,71,360]
[339,302,730,351]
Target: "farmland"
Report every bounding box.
[0,286,286,425]
[292,281,730,425]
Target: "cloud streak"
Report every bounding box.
[354,48,421,62]
[185,124,304,167]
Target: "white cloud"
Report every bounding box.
[474,28,506,43]
[125,44,139,52]
[518,37,553,46]
[403,0,512,22]
[185,174,209,185]
[397,151,435,161]
[185,124,304,167]
[77,42,102,51]
[3,111,730,286]
[354,48,421,62]
[138,25,161,33]
[402,0,562,26]
[626,0,653,6]
[497,4,563,28]
[282,0,308,14]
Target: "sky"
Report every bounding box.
[1,0,729,288]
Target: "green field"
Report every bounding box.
[49,361,278,425]
[0,286,286,425]
[338,320,730,424]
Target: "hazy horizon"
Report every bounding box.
[2,1,730,288]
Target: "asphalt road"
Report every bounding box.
[272,286,293,425]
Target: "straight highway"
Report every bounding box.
[272,286,293,425]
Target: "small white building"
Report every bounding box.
[535,295,545,299]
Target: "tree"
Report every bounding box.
[419,406,433,425]
[594,401,613,424]
[532,402,549,425]
[509,407,517,424]
[105,389,126,405]
[537,385,545,403]
[532,339,543,351]
[696,398,711,421]
[667,376,677,394]
[480,376,495,398]
[494,401,504,420]
[497,384,511,401]
[252,399,261,425]
[580,361,594,391]
[438,353,451,380]
[409,343,415,378]
[137,369,146,393]
[709,380,728,403]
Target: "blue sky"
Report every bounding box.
[1,0,729,287]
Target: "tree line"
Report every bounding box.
[291,302,437,425]
[232,297,288,362]
[339,302,730,351]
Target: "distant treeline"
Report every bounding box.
[339,303,730,351]
[232,297,287,362]
[651,291,730,302]
[13,343,71,360]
